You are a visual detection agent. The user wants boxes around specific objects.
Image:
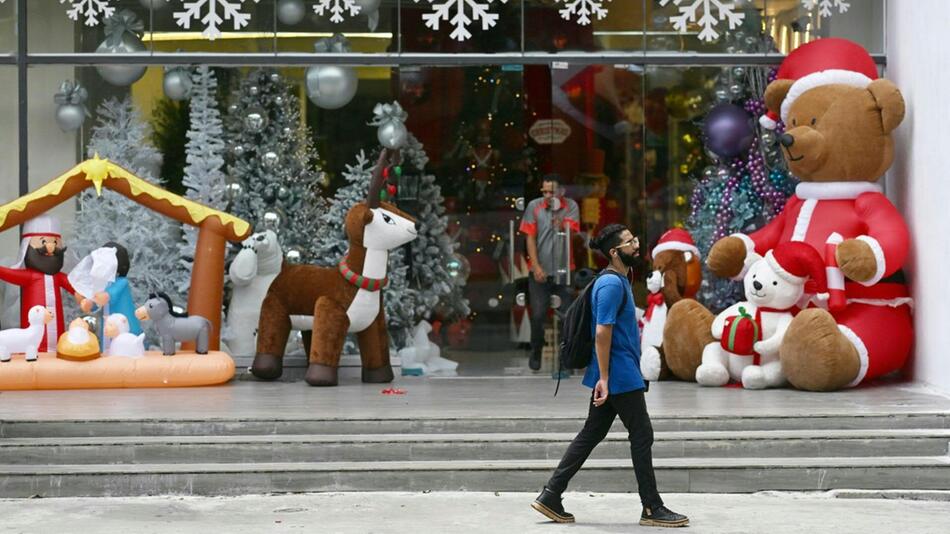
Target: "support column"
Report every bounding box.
[186,223,226,351]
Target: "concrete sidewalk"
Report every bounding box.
[2,491,949,534]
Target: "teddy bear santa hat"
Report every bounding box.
[759,38,879,130]
[11,215,61,269]
[651,228,700,261]
[764,241,828,295]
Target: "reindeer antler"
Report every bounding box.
[367,148,398,209]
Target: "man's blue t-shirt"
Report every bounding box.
[581,272,646,394]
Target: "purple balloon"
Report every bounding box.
[703,103,754,159]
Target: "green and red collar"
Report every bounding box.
[338,255,388,291]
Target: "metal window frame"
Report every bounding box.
[7,0,886,194]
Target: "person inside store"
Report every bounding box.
[531,223,689,528]
[519,174,581,371]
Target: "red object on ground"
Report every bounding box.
[382,388,406,395]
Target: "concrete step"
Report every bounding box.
[2,456,948,497]
[4,413,949,438]
[2,429,948,465]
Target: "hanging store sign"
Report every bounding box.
[529,119,571,145]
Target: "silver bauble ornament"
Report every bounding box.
[249,85,260,96]
[163,68,193,101]
[277,185,292,202]
[228,104,239,114]
[285,249,303,263]
[282,127,292,136]
[270,73,281,83]
[263,211,281,230]
[305,65,358,110]
[274,95,284,105]
[262,184,279,202]
[377,120,408,149]
[714,88,729,101]
[262,151,279,169]
[761,130,777,146]
[244,106,267,133]
[232,144,246,157]
[732,67,745,78]
[96,34,147,87]
[277,0,306,25]
[139,0,169,9]
[225,182,244,201]
[354,0,382,30]
[55,104,86,132]
[729,84,743,96]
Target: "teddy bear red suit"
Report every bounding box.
[666,38,913,392]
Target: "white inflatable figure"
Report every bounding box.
[224,230,282,357]
[104,313,146,358]
[639,269,667,381]
[397,320,458,376]
[696,243,826,389]
[0,305,53,362]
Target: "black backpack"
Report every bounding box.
[555,270,628,395]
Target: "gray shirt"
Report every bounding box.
[520,196,580,278]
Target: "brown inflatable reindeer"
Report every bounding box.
[251,149,419,386]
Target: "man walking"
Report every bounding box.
[519,174,580,371]
[531,224,689,528]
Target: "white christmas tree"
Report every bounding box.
[177,65,229,296]
[225,69,327,264]
[401,134,470,322]
[72,96,183,314]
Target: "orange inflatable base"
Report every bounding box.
[0,351,235,390]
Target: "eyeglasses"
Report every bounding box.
[540,189,555,195]
[615,237,639,249]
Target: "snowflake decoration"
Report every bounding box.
[556,0,611,26]
[801,0,850,18]
[658,0,745,43]
[413,0,509,43]
[313,0,362,23]
[61,0,116,27]
[174,0,261,40]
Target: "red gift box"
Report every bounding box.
[721,307,760,356]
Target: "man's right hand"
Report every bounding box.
[593,378,609,407]
[532,265,546,283]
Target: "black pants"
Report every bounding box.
[546,389,663,508]
[528,276,572,356]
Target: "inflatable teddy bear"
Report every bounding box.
[696,242,826,389]
[224,230,282,357]
[665,38,913,391]
[639,228,702,381]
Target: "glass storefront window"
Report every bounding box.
[400,0,522,54]
[523,0,644,53]
[0,0,14,53]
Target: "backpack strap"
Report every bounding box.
[596,270,629,321]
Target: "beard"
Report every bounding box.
[617,249,639,268]
[25,245,66,275]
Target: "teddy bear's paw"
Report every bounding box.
[641,345,662,382]
[663,299,715,381]
[780,309,860,391]
[696,363,729,387]
[741,366,766,390]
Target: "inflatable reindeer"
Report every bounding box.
[250,149,418,386]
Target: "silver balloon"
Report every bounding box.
[55,104,86,132]
[163,68,192,101]
[262,151,279,169]
[96,33,147,86]
[139,0,169,9]
[354,0,382,30]
[377,120,408,149]
[305,65,358,110]
[244,106,267,133]
[277,0,306,25]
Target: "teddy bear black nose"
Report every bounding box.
[779,133,795,148]
[753,280,763,291]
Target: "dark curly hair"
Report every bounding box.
[589,224,627,258]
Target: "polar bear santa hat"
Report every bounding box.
[11,215,61,270]
[764,242,828,295]
[651,228,700,262]
[759,38,879,130]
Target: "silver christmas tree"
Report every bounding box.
[177,65,229,296]
[225,69,327,264]
[72,96,183,313]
